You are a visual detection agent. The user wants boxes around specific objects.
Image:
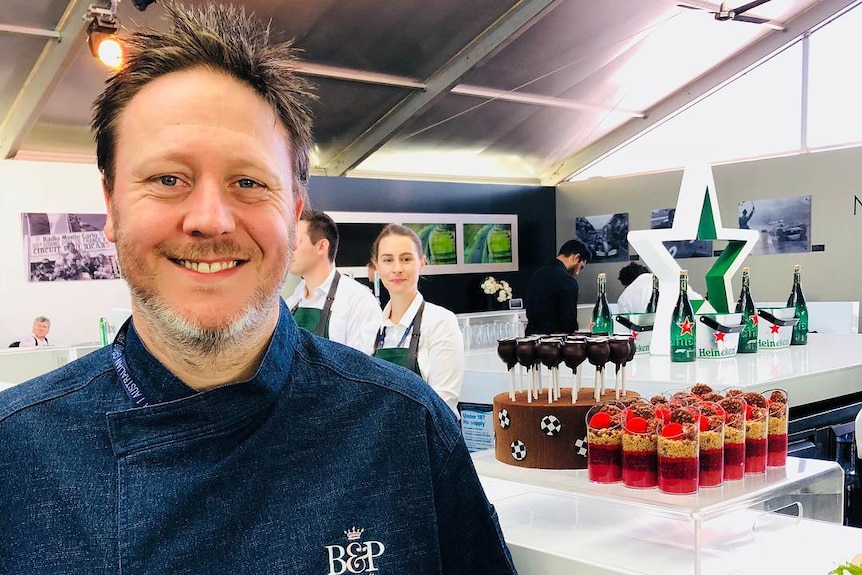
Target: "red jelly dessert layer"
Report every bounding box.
[699,448,724,487]
[745,437,767,474]
[767,433,788,467]
[724,443,745,481]
[658,456,698,494]
[623,450,658,488]
[588,443,622,483]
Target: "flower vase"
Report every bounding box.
[485,295,499,311]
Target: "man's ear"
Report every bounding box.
[102,178,116,242]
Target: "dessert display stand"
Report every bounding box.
[473,450,851,575]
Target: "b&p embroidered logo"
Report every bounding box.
[325,526,386,574]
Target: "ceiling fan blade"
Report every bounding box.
[731,0,772,16]
[676,3,707,10]
[733,14,770,24]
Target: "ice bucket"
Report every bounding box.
[613,313,653,354]
[757,307,798,350]
[696,313,743,359]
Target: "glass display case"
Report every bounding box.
[473,450,846,575]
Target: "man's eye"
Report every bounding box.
[158,175,179,186]
[237,178,260,189]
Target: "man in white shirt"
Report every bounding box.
[286,210,381,354]
[616,263,653,314]
[616,262,704,314]
[17,316,51,348]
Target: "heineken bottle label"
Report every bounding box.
[591,316,611,334]
[736,314,759,353]
[791,311,808,345]
[670,317,696,362]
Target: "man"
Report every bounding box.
[285,210,381,354]
[15,316,51,347]
[616,262,652,314]
[617,263,704,314]
[0,4,516,574]
[525,239,591,335]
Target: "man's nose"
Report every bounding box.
[182,181,236,237]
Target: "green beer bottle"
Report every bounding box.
[734,267,758,354]
[671,269,696,362]
[786,264,809,345]
[487,224,512,263]
[428,225,456,265]
[591,273,612,334]
[645,274,659,314]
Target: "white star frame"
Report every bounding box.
[628,164,759,356]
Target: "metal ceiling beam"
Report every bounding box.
[541,0,859,186]
[0,0,92,159]
[321,0,565,177]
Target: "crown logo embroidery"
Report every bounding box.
[344,526,364,541]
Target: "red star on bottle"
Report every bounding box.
[770,324,780,334]
[631,330,639,341]
[589,321,595,330]
[750,314,759,326]
[714,331,726,342]
[679,318,694,335]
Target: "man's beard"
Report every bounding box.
[115,226,294,361]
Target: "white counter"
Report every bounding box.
[0,343,102,386]
[463,334,862,408]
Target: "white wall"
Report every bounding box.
[0,160,132,347]
[557,146,862,329]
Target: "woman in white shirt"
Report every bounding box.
[371,224,463,417]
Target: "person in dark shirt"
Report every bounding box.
[525,239,592,335]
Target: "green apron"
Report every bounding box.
[290,271,341,338]
[373,301,425,376]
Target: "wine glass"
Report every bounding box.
[515,337,539,403]
[585,336,611,402]
[496,337,518,400]
[561,336,588,403]
[607,336,631,400]
[537,337,563,402]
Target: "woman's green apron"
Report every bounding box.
[290,271,341,338]
[373,301,425,376]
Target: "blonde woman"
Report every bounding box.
[372,224,464,416]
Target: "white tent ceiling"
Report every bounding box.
[0,0,856,185]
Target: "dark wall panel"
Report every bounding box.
[306,176,557,313]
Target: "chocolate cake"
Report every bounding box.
[493,387,640,469]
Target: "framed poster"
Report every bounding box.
[740,196,811,255]
[575,213,629,263]
[328,212,518,276]
[22,212,121,282]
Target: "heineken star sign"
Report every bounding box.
[628,164,759,356]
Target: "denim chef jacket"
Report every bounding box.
[0,300,516,575]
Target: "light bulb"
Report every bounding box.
[97,36,123,69]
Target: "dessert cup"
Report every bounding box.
[718,395,747,481]
[742,392,769,474]
[621,399,658,489]
[657,405,700,494]
[765,388,789,467]
[697,401,725,488]
[586,401,624,484]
